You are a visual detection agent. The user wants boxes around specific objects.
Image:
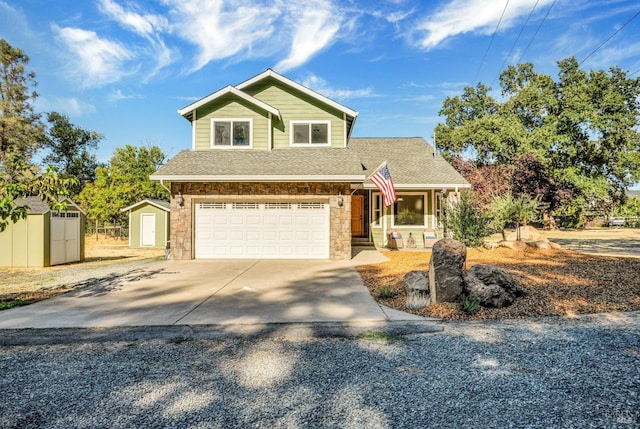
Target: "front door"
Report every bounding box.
[351,195,364,237]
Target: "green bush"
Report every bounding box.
[377,286,396,299]
[459,295,481,315]
[442,190,489,247]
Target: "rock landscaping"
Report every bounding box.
[357,233,640,320]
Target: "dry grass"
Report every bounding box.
[356,247,640,320]
[0,237,164,308]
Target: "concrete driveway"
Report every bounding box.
[0,254,421,329]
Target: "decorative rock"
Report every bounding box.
[464,264,525,308]
[403,270,430,309]
[505,225,544,241]
[428,238,467,303]
[498,240,528,250]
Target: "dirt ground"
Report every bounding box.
[357,228,640,320]
[0,238,164,308]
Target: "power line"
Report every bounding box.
[491,0,541,88]
[473,0,511,84]
[578,9,640,66]
[515,0,557,65]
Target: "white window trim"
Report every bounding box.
[210,118,253,149]
[289,120,331,146]
[371,192,382,227]
[391,192,428,228]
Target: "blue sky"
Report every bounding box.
[1,0,639,166]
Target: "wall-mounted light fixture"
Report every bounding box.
[337,192,344,208]
[177,191,185,209]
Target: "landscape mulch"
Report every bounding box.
[356,247,640,320]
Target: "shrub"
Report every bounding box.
[377,286,396,299]
[459,295,481,315]
[442,190,489,247]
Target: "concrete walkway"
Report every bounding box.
[0,252,426,329]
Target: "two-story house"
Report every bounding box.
[151,69,469,260]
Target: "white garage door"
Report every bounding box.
[50,211,81,265]
[195,202,329,259]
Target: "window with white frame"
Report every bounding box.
[211,119,252,147]
[394,194,425,226]
[372,193,382,226]
[290,121,330,146]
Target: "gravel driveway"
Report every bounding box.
[1,312,638,428]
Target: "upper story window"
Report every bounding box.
[290,121,330,146]
[211,119,252,148]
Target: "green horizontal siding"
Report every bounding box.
[243,80,346,148]
[194,95,270,150]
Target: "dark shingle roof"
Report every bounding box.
[152,148,365,180]
[348,137,469,187]
[14,197,83,214]
[121,199,170,212]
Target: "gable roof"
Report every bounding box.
[178,85,281,122]
[14,197,85,215]
[236,69,358,118]
[348,137,470,189]
[121,199,170,213]
[151,148,365,182]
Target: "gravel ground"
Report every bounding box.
[1,312,638,428]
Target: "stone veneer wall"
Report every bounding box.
[169,182,352,260]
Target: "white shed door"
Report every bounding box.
[50,212,80,265]
[195,202,329,259]
[140,213,156,247]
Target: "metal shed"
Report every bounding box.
[0,197,86,267]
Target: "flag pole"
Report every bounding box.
[367,160,389,180]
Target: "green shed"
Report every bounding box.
[0,197,86,267]
[121,199,170,249]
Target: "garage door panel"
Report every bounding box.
[195,202,329,259]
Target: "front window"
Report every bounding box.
[211,119,251,147]
[394,195,424,226]
[290,121,330,145]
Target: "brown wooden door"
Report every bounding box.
[351,195,364,237]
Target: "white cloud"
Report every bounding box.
[275,1,342,72]
[52,24,135,88]
[107,89,143,102]
[301,74,375,100]
[98,0,173,79]
[37,97,96,116]
[165,0,281,71]
[413,0,555,50]
[98,0,169,37]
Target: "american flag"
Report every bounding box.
[369,162,396,207]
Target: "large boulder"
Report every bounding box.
[428,238,467,303]
[403,270,430,309]
[464,264,525,308]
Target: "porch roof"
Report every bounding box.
[348,137,470,189]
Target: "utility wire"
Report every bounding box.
[515,0,557,65]
[473,0,511,84]
[578,9,640,66]
[491,0,541,88]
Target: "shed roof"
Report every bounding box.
[14,197,85,215]
[121,199,170,213]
